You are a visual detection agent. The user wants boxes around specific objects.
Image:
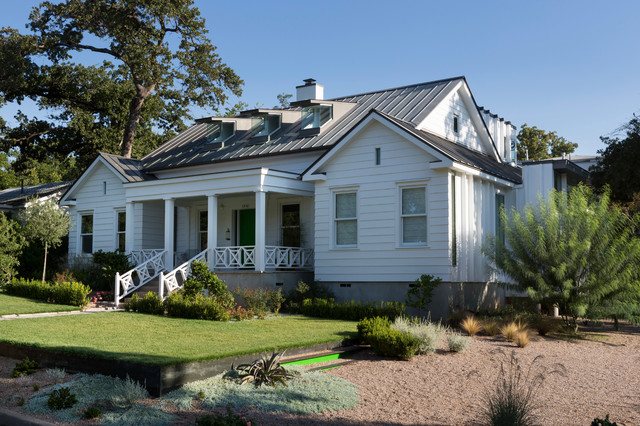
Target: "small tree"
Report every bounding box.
[0,213,25,284]
[406,274,442,317]
[483,185,640,331]
[19,198,70,282]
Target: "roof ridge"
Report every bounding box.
[328,76,465,101]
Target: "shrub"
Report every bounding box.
[235,351,294,387]
[52,269,78,285]
[392,316,445,354]
[33,384,40,391]
[591,414,618,426]
[300,298,405,321]
[4,278,90,307]
[483,319,500,336]
[461,316,483,336]
[0,213,25,286]
[232,287,284,318]
[515,331,530,348]
[13,357,39,378]
[16,397,24,406]
[358,317,420,360]
[84,406,102,419]
[92,250,134,292]
[164,292,230,321]
[501,322,519,341]
[447,332,471,353]
[196,408,256,426]
[47,387,77,410]
[406,274,442,315]
[535,317,557,336]
[45,368,66,383]
[480,350,566,426]
[183,260,228,299]
[124,292,165,315]
[228,305,254,321]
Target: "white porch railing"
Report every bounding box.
[128,249,166,265]
[265,246,314,268]
[114,250,167,307]
[213,246,256,269]
[159,248,213,299]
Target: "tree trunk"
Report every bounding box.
[120,84,155,158]
[42,242,48,282]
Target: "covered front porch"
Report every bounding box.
[115,168,315,304]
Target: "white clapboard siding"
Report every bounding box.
[140,200,164,249]
[68,162,126,256]
[313,120,451,283]
[418,89,487,154]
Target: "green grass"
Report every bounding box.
[0,312,357,366]
[0,294,81,316]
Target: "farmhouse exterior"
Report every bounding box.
[59,77,588,316]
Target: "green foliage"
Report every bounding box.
[164,292,231,321]
[274,93,293,109]
[480,350,566,426]
[17,237,68,281]
[92,250,133,292]
[357,316,421,360]
[591,115,640,207]
[234,351,294,387]
[47,387,77,410]
[4,278,90,307]
[447,332,471,353]
[517,123,578,161]
[0,0,243,172]
[232,287,285,317]
[196,408,256,426]
[33,384,40,392]
[591,414,618,426]
[83,406,102,419]
[299,298,405,321]
[183,260,228,300]
[12,357,39,377]
[0,213,25,285]
[483,184,640,330]
[18,197,70,281]
[406,274,442,314]
[392,316,445,354]
[285,280,334,312]
[124,292,165,315]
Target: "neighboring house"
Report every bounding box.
[0,181,73,218]
[58,76,590,317]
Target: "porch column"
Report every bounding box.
[254,190,266,272]
[164,197,175,270]
[125,201,135,253]
[207,194,217,269]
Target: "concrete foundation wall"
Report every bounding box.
[214,270,313,295]
[319,280,505,320]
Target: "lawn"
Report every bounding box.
[0,294,81,316]
[0,312,357,366]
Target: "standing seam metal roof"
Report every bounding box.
[140,77,466,172]
[0,181,74,206]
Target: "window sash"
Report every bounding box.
[80,214,93,254]
[116,211,126,251]
[401,187,427,244]
[334,192,357,246]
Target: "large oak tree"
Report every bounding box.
[0,0,243,180]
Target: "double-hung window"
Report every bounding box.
[80,214,93,254]
[401,186,427,245]
[334,191,357,247]
[116,211,126,252]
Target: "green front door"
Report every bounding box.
[238,209,255,267]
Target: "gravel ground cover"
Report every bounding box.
[1,321,639,425]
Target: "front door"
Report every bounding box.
[238,209,255,267]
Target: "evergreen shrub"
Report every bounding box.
[4,278,90,307]
[164,292,230,321]
[300,298,405,321]
[124,292,164,315]
[357,316,420,360]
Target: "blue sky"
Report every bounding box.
[2,0,639,156]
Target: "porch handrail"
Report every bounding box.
[114,250,167,307]
[213,246,256,269]
[159,248,213,299]
[128,249,165,265]
[264,246,314,268]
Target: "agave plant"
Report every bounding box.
[234,351,294,387]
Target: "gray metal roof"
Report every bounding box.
[378,112,522,184]
[0,181,74,207]
[100,152,156,183]
[141,77,466,172]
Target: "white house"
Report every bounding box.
[59,76,588,317]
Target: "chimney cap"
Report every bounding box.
[303,78,316,86]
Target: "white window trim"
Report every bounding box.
[331,187,359,250]
[114,208,126,252]
[78,211,94,256]
[396,182,429,248]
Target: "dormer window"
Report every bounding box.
[206,121,235,145]
[251,114,281,138]
[302,104,332,130]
